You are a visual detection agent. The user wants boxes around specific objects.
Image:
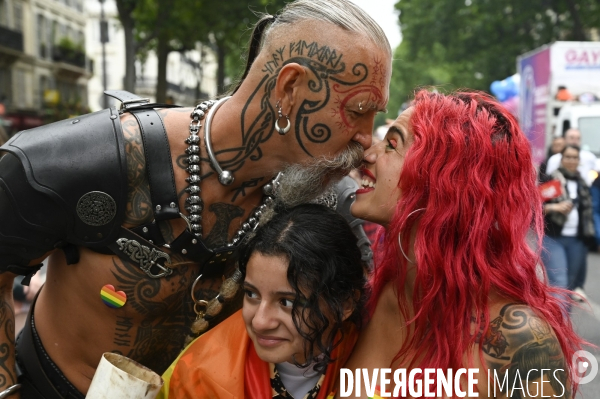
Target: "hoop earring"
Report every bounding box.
[275,100,291,135]
[398,208,425,264]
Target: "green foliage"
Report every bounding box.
[389,0,600,119]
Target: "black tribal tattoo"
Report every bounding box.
[204,203,245,248]
[122,117,152,226]
[0,289,15,389]
[211,39,368,173]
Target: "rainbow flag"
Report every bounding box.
[368,386,384,399]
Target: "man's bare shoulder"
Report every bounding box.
[480,303,570,398]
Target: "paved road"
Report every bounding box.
[570,252,600,398]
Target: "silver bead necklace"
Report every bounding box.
[184,99,279,247]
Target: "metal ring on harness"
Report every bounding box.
[191,274,209,318]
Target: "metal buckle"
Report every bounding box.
[116,238,173,278]
[120,98,150,111]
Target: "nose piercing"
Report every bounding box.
[358,102,364,111]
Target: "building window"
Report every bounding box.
[14,2,22,32]
[0,66,11,107]
[0,0,7,27]
[14,69,25,108]
[37,14,48,58]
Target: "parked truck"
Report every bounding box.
[518,41,600,166]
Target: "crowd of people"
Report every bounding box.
[0,0,593,398]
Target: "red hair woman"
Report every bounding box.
[346,90,584,398]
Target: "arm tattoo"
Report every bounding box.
[483,303,570,398]
[122,117,152,226]
[0,289,16,388]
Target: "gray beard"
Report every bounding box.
[275,141,364,208]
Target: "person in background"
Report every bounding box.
[539,136,566,180]
[13,271,44,334]
[159,204,366,398]
[591,175,600,254]
[546,128,598,186]
[543,145,595,302]
[345,90,583,397]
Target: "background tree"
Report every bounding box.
[116,0,287,100]
[200,0,287,94]
[385,0,600,120]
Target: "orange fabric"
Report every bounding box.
[167,311,249,398]
[167,310,358,398]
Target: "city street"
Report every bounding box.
[571,252,600,398]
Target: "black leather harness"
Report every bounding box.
[0,90,239,283]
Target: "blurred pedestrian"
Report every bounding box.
[539,136,565,180]
[546,128,598,186]
[13,271,44,334]
[543,145,595,301]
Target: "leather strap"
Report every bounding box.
[130,109,180,221]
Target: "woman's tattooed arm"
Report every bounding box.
[482,303,570,399]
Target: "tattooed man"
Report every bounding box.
[0,1,391,397]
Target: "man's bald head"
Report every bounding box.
[564,128,581,146]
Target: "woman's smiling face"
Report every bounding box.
[351,107,415,226]
[242,252,308,365]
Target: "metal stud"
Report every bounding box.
[182,249,188,255]
[170,202,177,208]
[186,135,200,144]
[262,184,273,196]
[186,185,200,194]
[186,175,201,184]
[186,205,201,213]
[142,227,149,233]
[156,205,162,211]
[186,145,200,155]
[192,239,198,244]
[110,115,117,120]
[187,165,200,174]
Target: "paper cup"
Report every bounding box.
[86,353,163,399]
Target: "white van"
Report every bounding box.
[555,102,600,155]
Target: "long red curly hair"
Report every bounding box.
[369,90,582,387]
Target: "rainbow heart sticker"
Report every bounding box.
[100,284,127,308]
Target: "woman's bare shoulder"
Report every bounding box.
[479,302,571,399]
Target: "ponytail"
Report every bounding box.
[230,14,276,94]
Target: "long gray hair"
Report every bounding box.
[231,0,391,93]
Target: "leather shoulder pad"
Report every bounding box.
[1,108,128,247]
